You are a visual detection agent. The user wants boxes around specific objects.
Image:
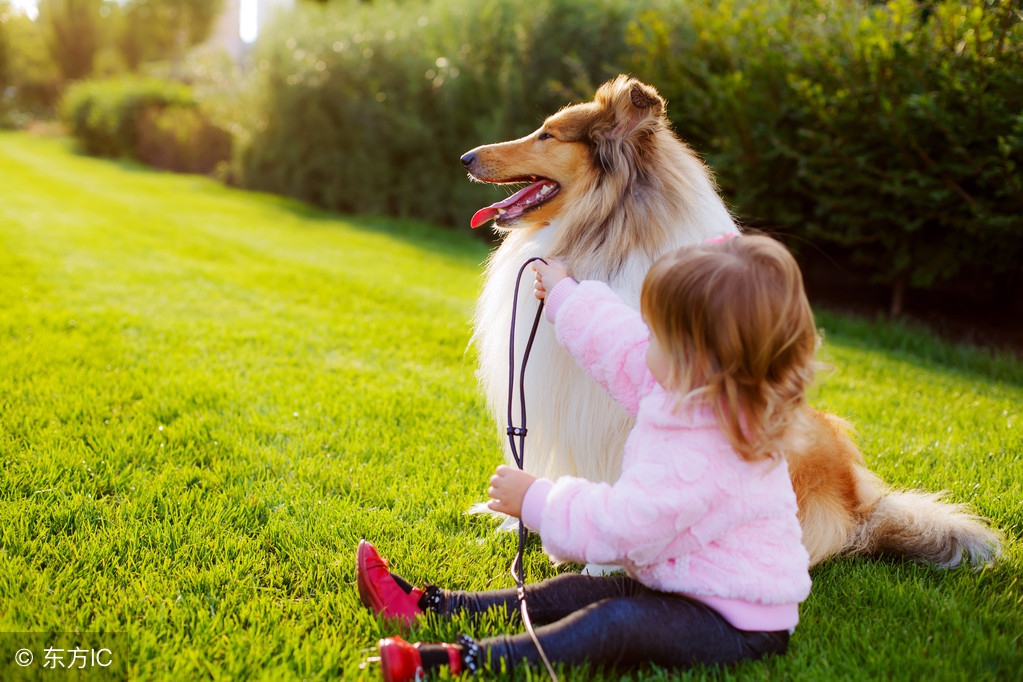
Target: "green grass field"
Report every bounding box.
[1,131,1020,681]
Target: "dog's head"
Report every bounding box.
[460,75,668,232]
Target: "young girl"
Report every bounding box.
[357,234,817,680]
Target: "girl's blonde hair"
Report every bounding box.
[640,234,819,462]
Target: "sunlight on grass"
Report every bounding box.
[0,132,1020,681]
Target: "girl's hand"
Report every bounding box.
[487,465,537,518]
[532,259,570,300]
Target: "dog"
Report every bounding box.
[461,75,1001,568]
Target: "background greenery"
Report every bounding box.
[0,0,225,126]
[1,131,1020,681]
[232,0,1023,315]
[60,77,231,174]
[627,0,1023,316]
[6,0,1019,313]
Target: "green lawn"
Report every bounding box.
[0,131,1020,681]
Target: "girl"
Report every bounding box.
[358,234,816,680]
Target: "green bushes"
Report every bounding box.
[235,0,1021,310]
[235,0,644,226]
[136,105,232,174]
[794,0,1023,313]
[61,77,230,173]
[627,0,1023,314]
[55,1,1020,309]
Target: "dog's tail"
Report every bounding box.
[845,470,1003,569]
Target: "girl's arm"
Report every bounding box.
[543,277,656,417]
[535,453,712,567]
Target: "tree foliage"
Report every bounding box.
[1,2,61,123]
[0,2,10,88]
[31,0,224,82]
[37,0,104,81]
[116,0,225,71]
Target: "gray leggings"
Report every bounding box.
[435,573,790,672]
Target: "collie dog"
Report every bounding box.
[462,75,1001,568]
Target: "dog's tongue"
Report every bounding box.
[470,180,555,228]
[470,206,507,229]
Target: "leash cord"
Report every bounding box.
[506,257,559,682]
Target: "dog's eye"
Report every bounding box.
[537,132,553,141]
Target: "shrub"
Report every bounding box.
[786,0,1023,314]
[230,0,1022,310]
[235,0,645,226]
[626,0,1023,314]
[60,76,230,174]
[136,105,232,174]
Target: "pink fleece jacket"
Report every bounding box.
[520,279,811,631]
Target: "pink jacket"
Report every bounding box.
[521,279,811,631]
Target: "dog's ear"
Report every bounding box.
[591,76,666,171]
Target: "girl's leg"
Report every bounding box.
[429,573,646,625]
[476,591,790,672]
[357,540,638,627]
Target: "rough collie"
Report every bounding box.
[461,75,1001,568]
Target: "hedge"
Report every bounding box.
[626,0,1023,315]
[61,77,231,174]
[232,0,1021,312]
[54,1,1020,312]
[135,105,231,175]
[234,0,642,225]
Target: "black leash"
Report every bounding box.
[506,257,558,681]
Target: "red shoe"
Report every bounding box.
[378,637,462,682]
[378,637,422,682]
[357,540,425,626]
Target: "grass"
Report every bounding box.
[0,131,1020,681]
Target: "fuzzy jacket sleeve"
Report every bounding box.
[536,446,712,567]
[547,280,657,418]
